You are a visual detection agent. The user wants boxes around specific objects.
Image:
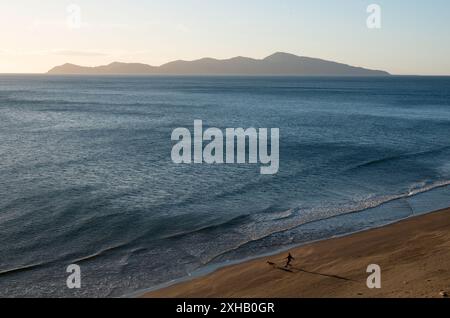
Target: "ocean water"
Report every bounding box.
[0,75,449,297]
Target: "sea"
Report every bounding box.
[0,75,449,297]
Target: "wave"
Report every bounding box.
[350,146,450,171]
[185,179,450,266]
[0,241,131,279]
[0,263,46,277]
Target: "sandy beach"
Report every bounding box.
[144,209,450,298]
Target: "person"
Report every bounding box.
[285,253,295,268]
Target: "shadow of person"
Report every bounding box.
[267,261,353,281]
[291,267,356,282]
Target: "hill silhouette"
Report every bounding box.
[47,52,390,76]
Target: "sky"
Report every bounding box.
[1,0,449,74]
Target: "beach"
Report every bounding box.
[2,75,450,297]
[144,208,450,298]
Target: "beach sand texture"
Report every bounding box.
[145,209,450,298]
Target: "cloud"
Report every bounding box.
[175,24,190,33]
[51,50,108,57]
[0,49,108,57]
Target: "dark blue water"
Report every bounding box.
[0,75,449,297]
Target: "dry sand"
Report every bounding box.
[144,209,450,298]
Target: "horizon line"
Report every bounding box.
[3,51,450,76]
[4,72,450,76]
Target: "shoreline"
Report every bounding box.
[134,182,450,298]
[132,215,410,297]
[143,208,450,298]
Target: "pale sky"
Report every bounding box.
[1,0,449,74]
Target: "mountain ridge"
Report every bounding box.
[47,52,390,76]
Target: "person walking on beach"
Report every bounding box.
[285,253,295,268]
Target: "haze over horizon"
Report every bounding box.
[46,52,391,76]
[1,0,450,75]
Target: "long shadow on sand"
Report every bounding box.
[267,262,356,282]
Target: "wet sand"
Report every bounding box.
[144,209,450,298]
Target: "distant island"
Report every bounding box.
[47,52,390,76]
